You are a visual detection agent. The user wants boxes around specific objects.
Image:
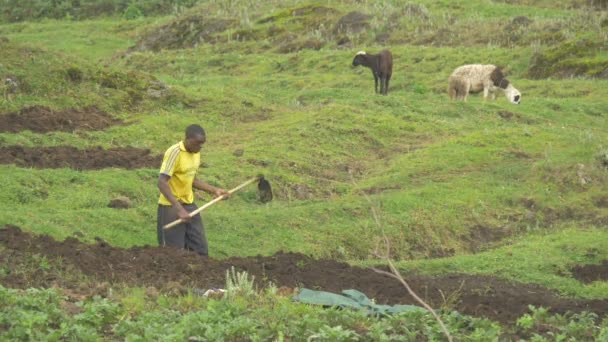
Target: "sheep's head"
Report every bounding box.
[352,51,366,67]
[504,84,521,104]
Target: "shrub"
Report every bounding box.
[528,38,608,79]
[123,4,144,20]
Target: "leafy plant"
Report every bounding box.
[123,4,144,20]
[308,325,359,341]
[516,305,604,340]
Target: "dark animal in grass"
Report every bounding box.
[352,50,393,95]
[257,177,273,203]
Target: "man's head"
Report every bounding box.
[184,124,206,153]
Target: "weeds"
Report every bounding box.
[3,283,607,339]
[0,286,121,340]
[596,148,608,169]
[225,266,256,299]
[516,306,606,340]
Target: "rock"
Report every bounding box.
[4,75,19,93]
[146,80,170,98]
[201,288,226,299]
[576,163,591,185]
[108,196,132,209]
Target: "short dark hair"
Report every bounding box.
[185,124,205,138]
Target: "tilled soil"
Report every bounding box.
[0,225,606,325]
[0,145,161,169]
[571,260,608,283]
[0,105,123,133]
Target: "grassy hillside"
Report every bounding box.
[1,0,607,277]
[2,1,608,339]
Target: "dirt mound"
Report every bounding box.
[130,5,343,54]
[1,225,606,324]
[0,106,123,133]
[129,14,236,52]
[0,146,161,170]
[571,261,608,283]
[334,11,371,35]
[528,39,608,79]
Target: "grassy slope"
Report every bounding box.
[1,0,607,297]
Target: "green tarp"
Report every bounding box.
[293,288,426,316]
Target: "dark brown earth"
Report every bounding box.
[0,105,123,133]
[571,260,608,283]
[1,225,606,325]
[0,146,161,169]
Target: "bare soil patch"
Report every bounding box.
[464,225,513,253]
[1,225,606,324]
[129,14,236,52]
[0,146,161,170]
[0,106,123,133]
[497,110,537,124]
[571,261,608,283]
[334,11,371,35]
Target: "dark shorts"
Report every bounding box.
[157,203,208,256]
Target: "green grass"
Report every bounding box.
[0,18,146,61]
[2,1,608,339]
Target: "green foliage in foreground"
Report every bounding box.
[3,282,608,341]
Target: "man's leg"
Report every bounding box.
[183,203,208,256]
[157,204,186,249]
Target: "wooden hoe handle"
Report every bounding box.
[163,177,259,230]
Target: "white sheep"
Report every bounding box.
[448,64,521,104]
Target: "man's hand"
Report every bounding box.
[193,180,229,199]
[213,188,230,199]
[177,205,192,221]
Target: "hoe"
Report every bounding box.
[163,175,272,230]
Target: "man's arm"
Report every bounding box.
[158,174,192,221]
[193,179,229,198]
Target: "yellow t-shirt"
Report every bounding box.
[158,141,200,205]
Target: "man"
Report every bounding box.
[157,124,228,256]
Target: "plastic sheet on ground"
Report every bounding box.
[293,288,426,315]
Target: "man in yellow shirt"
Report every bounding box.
[157,124,228,256]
